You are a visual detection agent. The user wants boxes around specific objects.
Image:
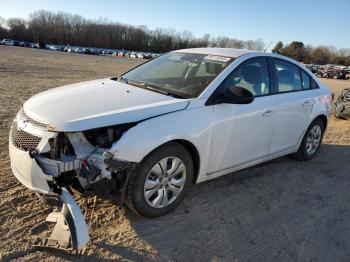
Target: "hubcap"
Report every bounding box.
[144,156,186,208]
[306,125,322,155]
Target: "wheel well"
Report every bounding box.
[315,114,328,129]
[147,140,200,183]
[172,139,200,183]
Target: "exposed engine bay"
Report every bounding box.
[36,123,137,190]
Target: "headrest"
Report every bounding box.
[241,65,263,84]
[206,62,223,75]
[277,70,294,83]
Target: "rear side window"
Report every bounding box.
[274,60,302,92]
[311,78,319,89]
[220,58,270,97]
[300,70,311,90]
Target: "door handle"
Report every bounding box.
[302,101,312,107]
[262,110,274,117]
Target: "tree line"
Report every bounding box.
[0,10,264,53]
[0,10,349,66]
[272,41,350,66]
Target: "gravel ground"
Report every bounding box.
[0,45,349,262]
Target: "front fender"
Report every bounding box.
[109,104,213,182]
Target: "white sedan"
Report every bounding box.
[9,48,332,249]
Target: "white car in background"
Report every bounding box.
[9,48,332,250]
[1,38,17,46]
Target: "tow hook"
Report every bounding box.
[33,187,89,251]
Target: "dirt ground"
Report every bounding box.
[0,45,350,262]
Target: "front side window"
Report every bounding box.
[219,58,270,97]
[121,52,233,98]
[274,60,302,92]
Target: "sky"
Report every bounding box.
[0,0,349,49]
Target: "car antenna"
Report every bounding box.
[263,42,273,53]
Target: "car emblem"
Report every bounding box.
[18,117,27,130]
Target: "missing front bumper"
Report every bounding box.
[9,130,137,250]
[9,144,90,251]
[33,188,89,250]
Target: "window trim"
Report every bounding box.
[271,57,303,93]
[205,56,320,106]
[300,69,311,90]
[269,57,320,95]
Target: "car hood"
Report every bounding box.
[24,78,189,132]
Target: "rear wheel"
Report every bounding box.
[293,118,325,161]
[126,142,193,217]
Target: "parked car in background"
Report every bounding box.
[30,43,40,48]
[143,53,153,59]
[1,39,18,46]
[0,39,162,59]
[19,41,31,48]
[9,48,332,250]
[319,69,348,79]
[151,53,160,58]
[136,53,144,59]
[305,64,317,73]
[345,69,350,80]
[86,48,99,55]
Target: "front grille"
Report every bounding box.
[18,109,47,129]
[11,122,42,151]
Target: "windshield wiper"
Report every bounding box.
[140,84,187,99]
[116,76,128,84]
[126,79,187,99]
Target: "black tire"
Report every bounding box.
[293,118,325,161]
[126,142,193,218]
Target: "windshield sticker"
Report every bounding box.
[204,55,231,62]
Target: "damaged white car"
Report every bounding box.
[9,48,332,250]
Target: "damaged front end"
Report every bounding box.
[9,109,136,250]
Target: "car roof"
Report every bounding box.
[172,47,258,58]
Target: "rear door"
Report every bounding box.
[269,58,314,154]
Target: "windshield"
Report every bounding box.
[121,52,233,98]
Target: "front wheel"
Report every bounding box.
[126,142,193,218]
[293,118,325,161]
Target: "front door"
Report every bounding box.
[207,57,277,174]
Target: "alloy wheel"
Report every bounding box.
[143,156,186,208]
[305,124,322,155]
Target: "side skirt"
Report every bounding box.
[205,147,297,182]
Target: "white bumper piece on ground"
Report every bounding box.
[9,137,90,250]
[34,188,90,250]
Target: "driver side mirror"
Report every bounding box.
[216,86,254,104]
